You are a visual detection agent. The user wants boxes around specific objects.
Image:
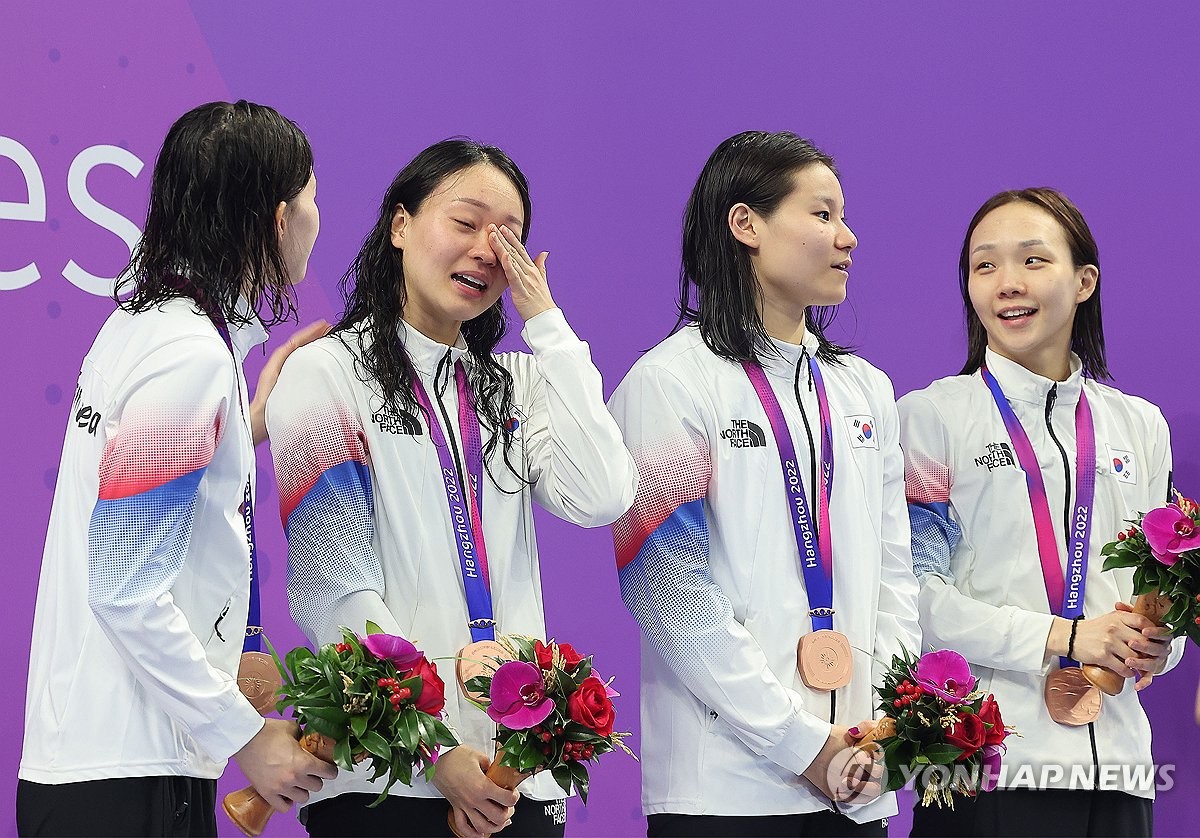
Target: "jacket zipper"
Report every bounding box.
[1044,383,1101,785]
[433,351,470,499]
[793,353,838,727]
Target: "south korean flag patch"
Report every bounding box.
[845,415,879,450]
[1106,444,1137,485]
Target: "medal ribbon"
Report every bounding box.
[411,360,495,642]
[981,366,1096,668]
[743,357,836,631]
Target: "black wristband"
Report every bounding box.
[1067,616,1083,663]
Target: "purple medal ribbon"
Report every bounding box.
[410,360,495,642]
[981,366,1096,668]
[743,357,836,631]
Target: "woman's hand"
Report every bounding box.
[1113,600,1172,677]
[249,319,330,445]
[1047,607,1168,677]
[430,746,518,838]
[801,722,883,804]
[488,224,555,323]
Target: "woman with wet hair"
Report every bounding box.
[268,139,635,837]
[610,130,920,837]
[18,100,334,837]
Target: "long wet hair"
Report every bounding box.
[115,100,312,327]
[676,130,849,364]
[336,139,532,477]
[958,187,1108,379]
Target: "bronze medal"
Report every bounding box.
[456,640,512,704]
[797,630,853,691]
[1044,667,1102,726]
[237,651,283,716]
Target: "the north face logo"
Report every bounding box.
[372,408,422,435]
[975,441,1016,471]
[721,419,766,448]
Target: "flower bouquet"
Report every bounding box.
[861,648,1012,808]
[454,636,634,806]
[223,622,458,837]
[1082,491,1200,695]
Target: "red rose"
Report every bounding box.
[567,676,614,737]
[978,694,1006,747]
[945,710,986,761]
[408,656,446,715]
[535,640,584,672]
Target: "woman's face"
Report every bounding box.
[967,201,1097,380]
[745,164,857,324]
[390,163,525,342]
[279,171,320,284]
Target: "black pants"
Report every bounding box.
[647,811,887,837]
[16,776,217,837]
[302,792,568,837]
[910,788,1153,837]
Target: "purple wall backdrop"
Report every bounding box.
[4,3,1198,835]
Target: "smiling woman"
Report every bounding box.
[900,188,1179,837]
[263,139,637,838]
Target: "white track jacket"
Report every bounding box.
[610,326,921,820]
[267,309,636,804]
[899,348,1182,798]
[21,298,267,783]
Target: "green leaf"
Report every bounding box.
[303,713,344,741]
[919,743,965,765]
[350,713,368,738]
[570,760,590,804]
[365,619,384,635]
[334,736,353,771]
[551,765,572,795]
[359,730,391,760]
[398,709,419,752]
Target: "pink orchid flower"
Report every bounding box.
[361,633,423,669]
[912,649,976,704]
[1142,504,1200,566]
[486,661,554,729]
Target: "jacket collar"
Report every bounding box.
[229,296,268,361]
[397,318,470,377]
[982,347,1083,407]
[759,329,822,379]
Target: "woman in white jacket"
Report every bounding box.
[900,188,1180,837]
[267,140,636,838]
[609,131,921,837]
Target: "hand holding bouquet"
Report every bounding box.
[224,623,458,836]
[456,636,635,802]
[862,648,1012,808]
[1084,491,1200,694]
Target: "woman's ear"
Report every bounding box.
[390,204,409,248]
[1076,264,1099,303]
[274,200,287,240]
[728,203,758,248]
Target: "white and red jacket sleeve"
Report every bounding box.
[87,337,264,761]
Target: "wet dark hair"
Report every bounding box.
[676,130,849,364]
[115,100,313,328]
[958,187,1108,379]
[335,138,532,477]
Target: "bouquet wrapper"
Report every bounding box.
[223,731,335,838]
[447,748,529,837]
[1082,589,1172,696]
[854,716,896,750]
